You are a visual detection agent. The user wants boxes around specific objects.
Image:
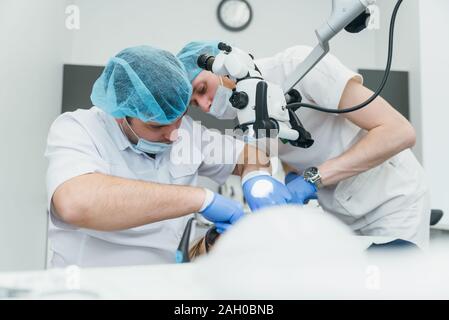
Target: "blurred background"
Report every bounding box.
[0,0,447,272]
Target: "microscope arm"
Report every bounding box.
[282,0,375,94]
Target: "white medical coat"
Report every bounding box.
[45,107,244,267]
[255,46,430,247]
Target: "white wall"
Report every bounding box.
[0,0,68,271]
[418,0,449,225]
[65,0,378,69]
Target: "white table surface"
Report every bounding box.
[0,236,398,299]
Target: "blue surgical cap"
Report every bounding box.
[91,45,192,124]
[177,41,220,83]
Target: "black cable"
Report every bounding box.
[287,0,403,114]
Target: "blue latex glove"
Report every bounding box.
[242,172,292,212]
[285,172,318,204]
[200,192,244,233]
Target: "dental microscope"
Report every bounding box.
[197,0,403,148]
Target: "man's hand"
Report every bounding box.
[200,190,245,233]
[284,172,317,204]
[242,171,292,212]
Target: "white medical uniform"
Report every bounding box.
[254,46,430,248]
[45,107,244,268]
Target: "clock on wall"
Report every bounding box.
[217,0,253,32]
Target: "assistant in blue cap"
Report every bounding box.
[176,41,220,83]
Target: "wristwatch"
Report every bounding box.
[303,167,323,189]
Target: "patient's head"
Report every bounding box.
[194,205,366,299]
[205,205,359,262]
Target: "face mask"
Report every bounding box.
[122,119,172,155]
[209,76,238,120]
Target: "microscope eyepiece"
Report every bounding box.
[218,42,232,53]
[197,54,215,72]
